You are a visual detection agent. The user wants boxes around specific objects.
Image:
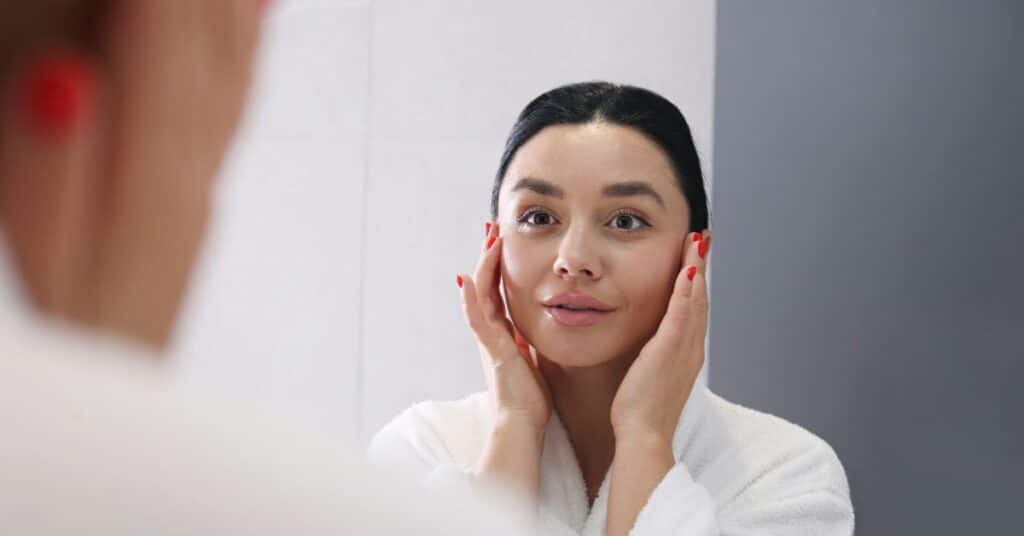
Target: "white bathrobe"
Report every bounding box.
[370,384,855,535]
[0,240,524,535]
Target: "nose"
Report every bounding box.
[553,226,603,281]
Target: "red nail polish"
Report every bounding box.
[686,266,697,281]
[485,222,492,236]
[698,239,709,259]
[486,236,497,250]
[691,232,702,243]
[456,275,464,288]
[22,53,95,140]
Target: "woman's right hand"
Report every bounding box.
[457,221,551,434]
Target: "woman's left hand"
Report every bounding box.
[610,230,710,445]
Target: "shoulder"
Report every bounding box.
[368,392,492,470]
[1,327,416,532]
[692,389,851,502]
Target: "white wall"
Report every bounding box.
[170,0,717,444]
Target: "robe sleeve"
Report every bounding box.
[629,439,853,535]
[629,463,720,535]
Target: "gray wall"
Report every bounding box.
[710,1,1022,533]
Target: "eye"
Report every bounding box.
[607,212,650,232]
[518,208,558,227]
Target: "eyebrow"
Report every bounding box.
[511,177,564,198]
[510,177,666,207]
[602,181,665,207]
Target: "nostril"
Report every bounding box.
[554,259,598,279]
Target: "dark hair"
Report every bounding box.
[491,81,709,232]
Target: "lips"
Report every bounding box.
[541,292,615,327]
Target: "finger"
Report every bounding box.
[457,274,489,340]
[460,273,520,366]
[672,232,706,307]
[0,49,102,312]
[482,219,496,247]
[473,231,504,322]
[690,268,709,333]
[700,231,712,266]
[486,223,506,315]
[104,0,261,189]
[654,260,700,343]
[459,274,499,378]
[682,229,710,277]
[87,0,263,334]
[687,269,710,368]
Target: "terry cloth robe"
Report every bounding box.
[370,384,855,535]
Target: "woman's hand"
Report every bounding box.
[606,230,710,536]
[456,221,551,501]
[610,230,710,446]
[457,221,551,432]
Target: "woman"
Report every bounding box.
[370,82,855,535]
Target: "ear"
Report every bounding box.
[0,50,103,317]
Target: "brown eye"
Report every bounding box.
[532,212,552,225]
[518,209,557,227]
[608,212,650,231]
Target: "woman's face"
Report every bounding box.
[497,122,691,368]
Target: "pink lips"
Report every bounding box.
[542,292,615,327]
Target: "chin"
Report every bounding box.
[530,328,630,369]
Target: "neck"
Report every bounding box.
[539,351,635,505]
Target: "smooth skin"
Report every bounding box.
[457,122,710,535]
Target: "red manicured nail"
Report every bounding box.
[485,222,492,236]
[698,239,709,259]
[686,266,697,281]
[691,232,702,243]
[486,236,497,250]
[456,275,464,288]
[21,53,95,140]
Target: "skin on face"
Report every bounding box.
[497,122,691,368]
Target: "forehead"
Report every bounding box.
[502,122,680,199]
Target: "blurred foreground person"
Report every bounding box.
[0,2,525,533]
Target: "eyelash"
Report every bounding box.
[516,208,651,232]
[517,208,558,227]
[607,210,651,232]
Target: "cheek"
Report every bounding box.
[500,237,551,321]
[501,234,556,286]
[617,243,681,324]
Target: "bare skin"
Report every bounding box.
[0,0,263,348]
[457,122,711,533]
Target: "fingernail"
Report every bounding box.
[698,239,709,259]
[486,236,497,250]
[456,275,464,288]
[686,266,697,281]
[690,232,702,243]
[21,53,95,140]
[261,0,273,14]
[485,222,492,236]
